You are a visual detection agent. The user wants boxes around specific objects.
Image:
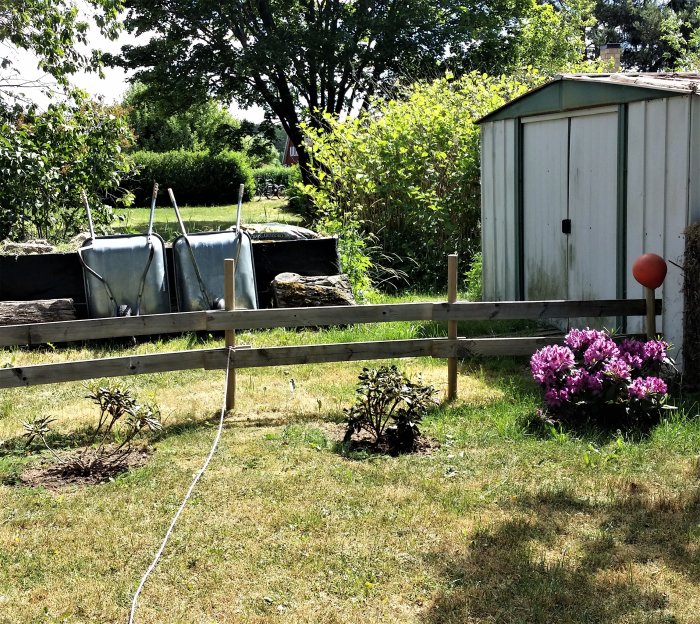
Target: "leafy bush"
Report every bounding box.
[465,252,483,301]
[344,366,437,454]
[0,97,135,242]
[299,72,537,291]
[531,329,675,423]
[126,149,254,206]
[23,383,161,475]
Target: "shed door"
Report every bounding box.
[567,112,618,303]
[523,118,569,300]
[523,109,619,324]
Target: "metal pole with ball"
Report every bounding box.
[632,253,668,339]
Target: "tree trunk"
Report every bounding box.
[0,299,76,325]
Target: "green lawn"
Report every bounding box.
[114,198,302,242]
[1,312,699,623]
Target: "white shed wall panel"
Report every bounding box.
[626,97,690,360]
[480,120,517,301]
[690,96,700,224]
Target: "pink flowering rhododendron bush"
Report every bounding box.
[531,328,674,422]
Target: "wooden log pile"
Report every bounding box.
[0,299,76,326]
[272,273,355,308]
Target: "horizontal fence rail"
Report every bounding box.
[0,295,661,389]
[0,299,659,347]
[0,336,574,389]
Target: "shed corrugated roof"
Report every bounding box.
[564,72,700,92]
[477,73,700,124]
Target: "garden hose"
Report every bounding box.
[128,350,233,623]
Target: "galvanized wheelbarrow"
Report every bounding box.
[79,185,171,318]
[168,184,258,312]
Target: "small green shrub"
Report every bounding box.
[23,383,161,474]
[344,366,437,454]
[126,150,254,206]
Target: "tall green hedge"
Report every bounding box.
[127,150,254,206]
[251,164,297,189]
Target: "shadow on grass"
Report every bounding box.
[421,486,698,624]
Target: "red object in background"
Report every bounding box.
[632,253,667,289]
[283,137,299,166]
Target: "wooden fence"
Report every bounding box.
[0,254,662,404]
[0,298,659,395]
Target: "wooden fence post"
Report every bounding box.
[645,286,656,339]
[447,254,458,401]
[224,258,236,411]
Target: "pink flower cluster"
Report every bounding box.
[530,328,670,412]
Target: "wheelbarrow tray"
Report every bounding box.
[172,230,258,312]
[80,234,170,318]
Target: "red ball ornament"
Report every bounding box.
[632,253,667,289]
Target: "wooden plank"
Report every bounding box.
[447,255,458,401]
[431,299,658,320]
[224,258,236,411]
[0,349,225,388]
[207,303,435,331]
[227,339,437,368]
[0,303,436,346]
[6,330,662,388]
[0,311,209,346]
[0,299,660,347]
[433,336,565,358]
[0,341,437,387]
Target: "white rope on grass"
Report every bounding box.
[128,350,232,624]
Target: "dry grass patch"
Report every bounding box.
[1,331,700,622]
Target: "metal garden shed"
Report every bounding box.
[478,72,700,361]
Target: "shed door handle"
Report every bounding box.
[562,219,571,234]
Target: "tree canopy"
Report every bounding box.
[117,0,581,179]
[0,0,122,102]
[589,0,700,70]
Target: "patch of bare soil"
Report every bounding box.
[323,423,440,456]
[20,446,152,491]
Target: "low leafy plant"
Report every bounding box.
[344,366,437,453]
[531,328,675,424]
[23,383,161,475]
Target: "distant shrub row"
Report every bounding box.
[251,164,298,189]
[126,150,255,206]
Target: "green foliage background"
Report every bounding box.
[0,96,134,241]
[300,72,536,291]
